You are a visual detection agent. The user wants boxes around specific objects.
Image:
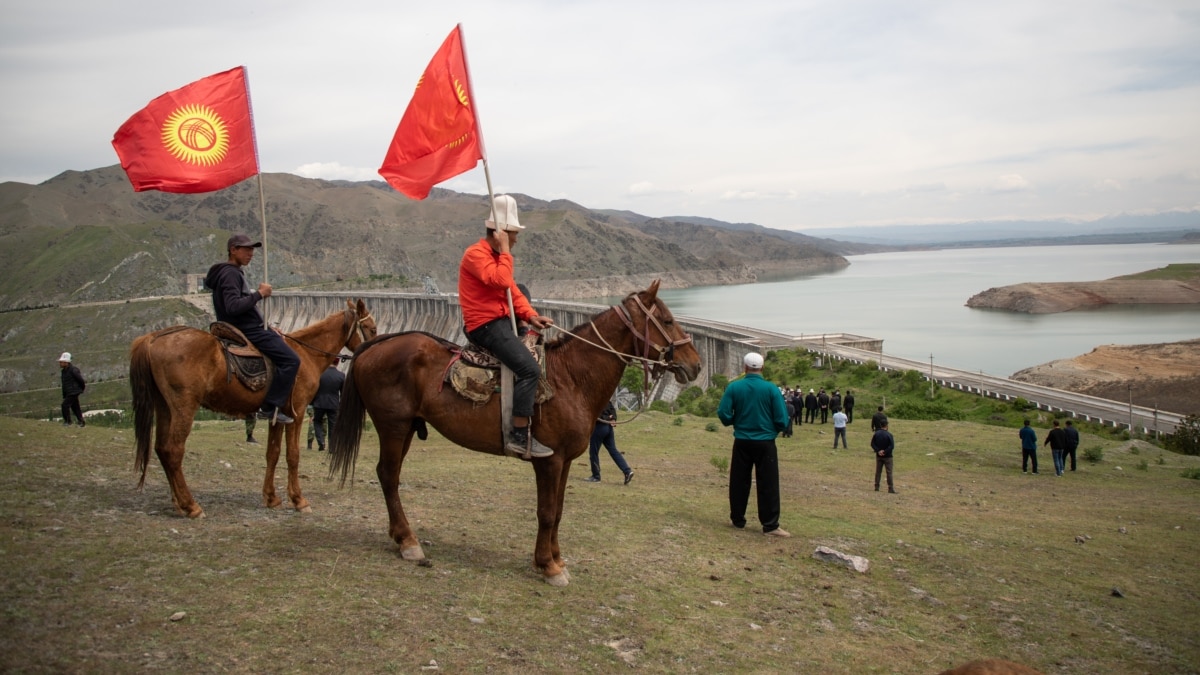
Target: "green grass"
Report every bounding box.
[1114,263,1200,281]
[1,412,1197,673]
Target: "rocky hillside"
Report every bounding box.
[0,166,848,309]
[1011,339,1200,415]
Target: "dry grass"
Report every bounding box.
[1,412,1198,673]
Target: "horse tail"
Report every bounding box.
[129,335,160,488]
[328,356,366,487]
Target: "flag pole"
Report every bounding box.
[459,24,517,335]
[243,66,271,329]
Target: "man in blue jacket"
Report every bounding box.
[1019,419,1039,474]
[717,352,791,537]
[205,234,299,425]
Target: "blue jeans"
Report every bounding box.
[1052,449,1065,475]
[466,318,539,418]
[589,422,630,479]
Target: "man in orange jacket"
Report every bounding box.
[458,195,555,458]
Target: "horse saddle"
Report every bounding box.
[210,322,272,392]
[446,332,554,406]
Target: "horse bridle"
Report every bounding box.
[607,293,693,374]
[284,309,376,360]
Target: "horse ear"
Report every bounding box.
[356,298,366,315]
[645,279,661,301]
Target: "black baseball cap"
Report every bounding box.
[227,234,263,250]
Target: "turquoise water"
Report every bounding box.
[648,244,1199,376]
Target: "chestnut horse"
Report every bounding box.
[131,298,377,518]
[328,280,702,586]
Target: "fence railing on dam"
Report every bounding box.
[272,291,1183,434]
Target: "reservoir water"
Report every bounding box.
[644,244,1198,377]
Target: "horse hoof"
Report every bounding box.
[264,498,283,509]
[297,505,312,514]
[545,572,569,587]
[186,509,205,519]
[400,546,426,561]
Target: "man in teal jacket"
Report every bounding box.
[717,352,791,537]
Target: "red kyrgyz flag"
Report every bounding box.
[379,26,484,199]
[112,66,259,193]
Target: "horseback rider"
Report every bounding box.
[458,195,555,458]
[205,233,300,425]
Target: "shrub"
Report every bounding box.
[889,400,965,422]
[1136,460,1148,471]
[1157,455,1166,465]
[649,400,672,413]
[1165,414,1200,456]
[1012,397,1030,411]
[1130,446,1141,455]
[1083,446,1104,463]
[1180,467,1200,480]
[704,421,719,432]
[710,455,729,474]
[672,416,684,427]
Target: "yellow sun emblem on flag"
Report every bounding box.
[161,104,230,166]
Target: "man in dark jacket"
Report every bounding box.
[871,420,896,493]
[843,390,856,423]
[1063,420,1080,472]
[871,406,888,432]
[58,352,86,427]
[817,389,830,423]
[1045,420,1068,476]
[804,389,818,424]
[205,233,299,425]
[309,361,346,452]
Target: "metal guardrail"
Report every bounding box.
[803,343,1184,436]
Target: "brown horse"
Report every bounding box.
[329,280,702,585]
[131,298,377,518]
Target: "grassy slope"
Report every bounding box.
[0,412,1196,673]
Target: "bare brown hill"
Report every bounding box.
[0,166,847,308]
[966,263,1200,313]
[1011,339,1200,415]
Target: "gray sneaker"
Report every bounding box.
[506,427,553,458]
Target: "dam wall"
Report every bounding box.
[269,291,875,401]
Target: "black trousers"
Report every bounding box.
[1022,448,1038,473]
[466,317,540,419]
[241,326,300,410]
[61,394,83,424]
[312,407,336,449]
[728,438,782,533]
[875,456,894,489]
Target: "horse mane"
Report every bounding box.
[543,290,641,353]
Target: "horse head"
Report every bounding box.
[617,280,702,384]
[343,298,378,353]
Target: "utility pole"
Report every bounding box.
[1128,384,1134,433]
[929,353,935,399]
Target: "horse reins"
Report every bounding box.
[544,295,693,423]
[283,310,375,360]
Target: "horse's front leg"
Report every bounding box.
[284,420,311,512]
[532,457,569,586]
[376,426,422,560]
[261,423,284,509]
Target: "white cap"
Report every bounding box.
[59,352,71,362]
[485,194,524,231]
[743,352,764,369]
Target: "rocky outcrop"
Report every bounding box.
[967,279,1200,313]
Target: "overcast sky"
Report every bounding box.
[1,1,1197,230]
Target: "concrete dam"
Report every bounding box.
[268,291,883,402]
[267,291,1180,434]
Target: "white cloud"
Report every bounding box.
[293,162,379,182]
[0,1,1197,228]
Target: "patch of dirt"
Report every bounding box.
[1011,339,1200,415]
